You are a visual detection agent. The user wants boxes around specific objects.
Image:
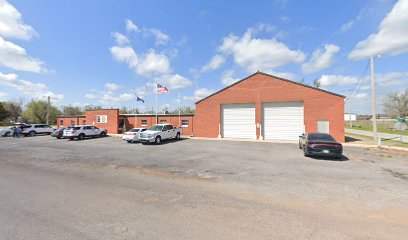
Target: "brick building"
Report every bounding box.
[58,72,345,142]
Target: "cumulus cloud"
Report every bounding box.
[105,83,120,91]
[318,75,361,87]
[0,0,37,40]
[85,93,97,99]
[0,91,7,99]
[183,88,215,102]
[155,74,192,90]
[145,28,170,46]
[0,35,44,73]
[349,0,408,59]
[267,70,296,80]
[221,70,240,86]
[0,72,64,102]
[200,54,225,72]
[318,72,408,88]
[111,32,130,46]
[126,19,139,32]
[218,29,305,72]
[301,44,340,74]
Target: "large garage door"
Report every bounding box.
[263,102,304,141]
[222,104,255,139]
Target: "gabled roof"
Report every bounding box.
[196,71,345,104]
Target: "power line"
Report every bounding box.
[350,59,370,97]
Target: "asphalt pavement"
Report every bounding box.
[0,135,407,239]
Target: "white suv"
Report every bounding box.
[22,124,55,137]
[63,125,107,140]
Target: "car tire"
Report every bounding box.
[298,142,302,149]
[78,133,85,140]
[155,136,161,144]
[100,131,107,137]
[175,132,180,140]
[127,140,132,143]
[69,137,74,140]
[303,150,309,157]
[4,132,10,137]
[56,137,61,139]
[29,131,36,137]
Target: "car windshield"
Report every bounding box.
[308,133,335,141]
[129,129,140,132]
[148,125,163,131]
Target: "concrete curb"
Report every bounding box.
[188,136,297,144]
[343,143,408,152]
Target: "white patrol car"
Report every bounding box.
[122,128,147,143]
[22,124,55,137]
[63,125,107,140]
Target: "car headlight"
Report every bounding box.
[148,134,154,138]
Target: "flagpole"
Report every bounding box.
[178,91,181,127]
[155,82,158,124]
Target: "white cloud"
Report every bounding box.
[318,72,408,88]
[200,54,225,72]
[0,0,37,40]
[218,29,305,72]
[0,91,7,99]
[105,83,120,91]
[183,88,215,102]
[118,92,135,101]
[301,44,340,74]
[136,49,171,75]
[268,70,296,80]
[0,36,45,73]
[355,93,368,99]
[349,0,408,59]
[85,93,97,99]
[110,45,138,68]
[126,19,139,32]
[111,32,129,46]
[0,72,63,102]
[146,28,170,46]
[221,70,240,86]
[340,20,354,33]
[155,74,192,90]
[318,75,361,87]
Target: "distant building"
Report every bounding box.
[344,113,357,121]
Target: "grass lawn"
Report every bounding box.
[346,120,408,136]
[346,132,408,149]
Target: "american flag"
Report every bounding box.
[157,83,169,93]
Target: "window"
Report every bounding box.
[60,120,63,126]
[84,126,92,130]
[181,120,189,127]
[317,121,330,134]
[97,115,107,123]
[141,119,147,126]
[160,119,167,124]
[70,120,75,126]
[164,125,173,130]
[35,125,44,128]
[82,120,86,125]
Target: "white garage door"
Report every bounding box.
[263,102,304,141]
[222,104,255,139]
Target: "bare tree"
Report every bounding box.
[384,89,408,118]
[312,78,321,88]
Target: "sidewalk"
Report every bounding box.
[346,128,408,143]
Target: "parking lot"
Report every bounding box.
[1,135,408,239]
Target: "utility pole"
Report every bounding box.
[346,94,352,128]
[370,56,378,144]
[46,95,50,125]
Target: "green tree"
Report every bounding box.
[4,99,23,122]
[0,102,10,123]
[384,89,408,118]
[22,100,62,124]
[84,105,102,111]
[62,105,84,116]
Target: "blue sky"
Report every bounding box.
[0,0,407,114]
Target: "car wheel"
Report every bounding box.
[29,131,36,137]
[69,137,74,140]
[127,140,132,143]
[56,136,61,139]
[4,132,10,137]
[303,150,309,157]
[175,132,180,140]
[155,136,161,144]
[100,131,107,137]
[78,133,85,140]
[298,142,302,149]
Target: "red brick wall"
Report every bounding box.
[123,115,194,136]
[86,109,119,134]
[194,73,345,142]
[57,117,86,128]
